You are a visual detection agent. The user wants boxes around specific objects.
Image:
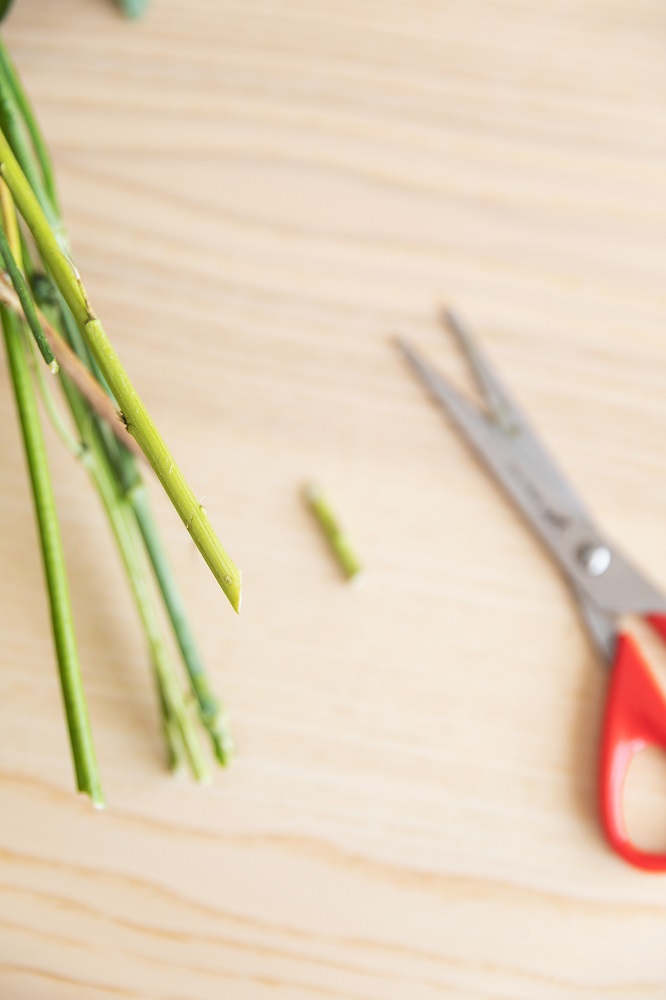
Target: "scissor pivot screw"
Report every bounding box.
[579,543,612,577]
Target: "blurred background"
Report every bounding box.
[1,1,666,996]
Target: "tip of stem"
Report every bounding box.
[225,572,242,613]
[118,0,150,18]
[348,569,367,589]
[303,482,321,503]
[81,788,106,810]
[211,730,236,767]
[49,358,60,374]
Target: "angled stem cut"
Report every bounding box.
[0,129,241,612]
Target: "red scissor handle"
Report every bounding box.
[600,615,666,871]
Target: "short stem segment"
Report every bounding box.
[304,483,364,583]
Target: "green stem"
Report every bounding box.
[117,0,151,19]
[1,49,233,775]
[305,483,364,583]
[45,286,233,761]
[1,304,103,806]
[0,221,55,367]
[0,40,59,214]
[26,327,82,456]
[0,130,241,612]
[0,55,61,243]
[128,480,234,763]
[40,297,209,782]
[84,444,209,783]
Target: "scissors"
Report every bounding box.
[397,310,666,871]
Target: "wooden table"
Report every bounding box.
[1,1,666,996]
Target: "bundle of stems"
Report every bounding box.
[0,37,239,806]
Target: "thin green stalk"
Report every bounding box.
[84,440,209,783]
[1,305,103,806]
[1,176,103,804]
[0,221,55,367]
[0,129,241,612]
[128,479,234,763]
[38,296,209,782]
[0,62,61,243]
[40,281,233,762]
[26,328,82,457]
[0,40,59,214]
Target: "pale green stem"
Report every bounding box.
[0,129,241,612]
[26,328,82,456]
[304,483,364,582]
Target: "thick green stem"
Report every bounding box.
[1,305,103,805]
[0,127,241,611]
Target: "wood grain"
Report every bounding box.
[2,0,666,995]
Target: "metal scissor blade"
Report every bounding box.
[439,311,595,520]
[396,336,494,447]
[396,335,666,622]
[396,335,591,524]
[442,309,520,435]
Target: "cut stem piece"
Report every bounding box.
[304,483,364,583]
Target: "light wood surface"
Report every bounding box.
[2,1,666,996]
